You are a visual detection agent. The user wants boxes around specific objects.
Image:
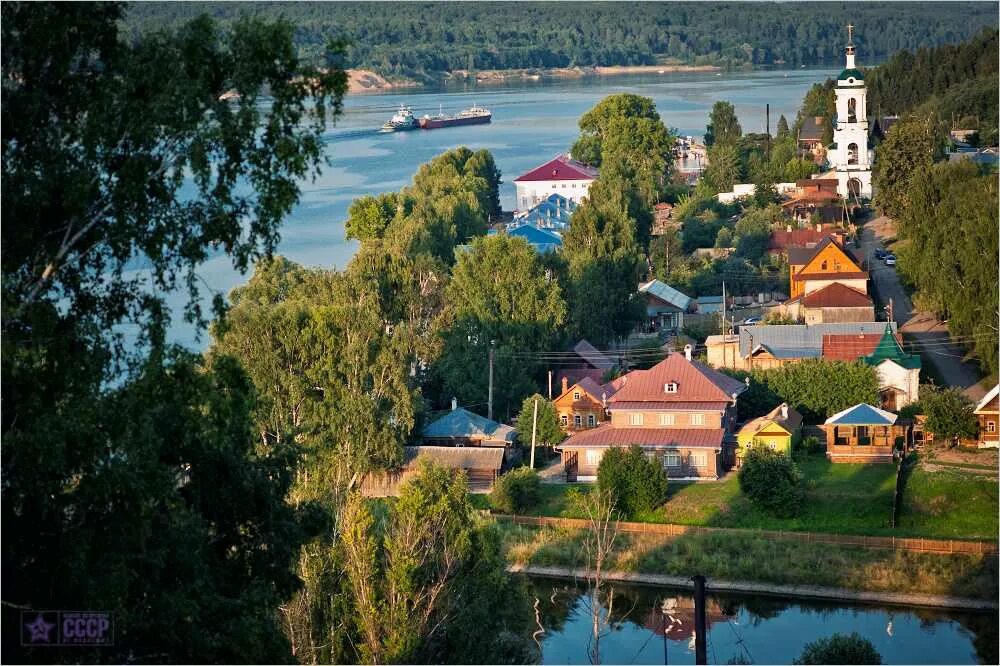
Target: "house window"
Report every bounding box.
[821,260,828,270]
[573,391,580,400]
[659,413,675,426]
[574,414,582,428]
[628,413,644,426]
[690,453,708,468]
[560,414,568,426]
[664,382,678,393]
[588,414,596,427]
[585,449,603,466]
[663,452,680,468]
[768,441,778,450]
[690,413,705,426]
[988,421,996,433]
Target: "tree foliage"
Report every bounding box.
[2,5,346,662]
[490,467,543,514]
[516,393,567,450]
[125,4,1000,77]
[705,101,742,148]
[738,446,804,517]
[725,360,880,424]
[795,632,882,665]
[339,460,538,663]
[597,445,669,517]
[873,116,943,219]
[920,385,980,442]
[894,161,999,376]
[435,234,566,419]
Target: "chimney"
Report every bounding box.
[561,376,569,394]
[780,402,789,420]
[451,397,458,411]
[786,224,792,232]
[601,391,607,408]
[684,344,692,361]
[816,223,822,232]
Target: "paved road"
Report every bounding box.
[860,218,988,401]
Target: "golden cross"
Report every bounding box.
[847,23,854,43]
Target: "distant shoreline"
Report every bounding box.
[347,63,722,94]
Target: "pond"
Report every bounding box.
[525,577,998,665]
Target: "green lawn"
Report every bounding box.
[897,461,999,540]
[508,453,997,540]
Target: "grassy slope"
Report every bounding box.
[500,523,998,600]
[508,453,997,540]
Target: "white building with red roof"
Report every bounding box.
[558,345,747,481]
[513,154,597,210]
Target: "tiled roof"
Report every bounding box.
[514,154,598,182]
[788,246,820,266]
[610,352,747,404]
[740,322,895,359]
[404,446,504,470]
[799,118,826,142]
[768,229,834,252]
[574,339,616,369]
[421,407,516,442]
[609,401,729,411]
[560,426,725,449]
[796,270,868,281]
[822,333,881,360]
[800,283,873,308]
[765,403,803,431]
[639,280,693,311]
[825,403,897,426]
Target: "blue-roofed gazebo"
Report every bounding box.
[823,403,901,464]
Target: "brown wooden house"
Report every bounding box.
[553,376,618,432]
[974,385,999,448]
[822,403,902,463]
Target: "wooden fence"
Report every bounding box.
[495,514,998,555]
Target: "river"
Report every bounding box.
[154,67,838,350]
[525,578,997,665]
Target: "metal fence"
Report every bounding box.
[495,514,998,555]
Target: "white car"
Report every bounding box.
[884,256,896,266]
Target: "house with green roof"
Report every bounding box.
[863,325,921,411]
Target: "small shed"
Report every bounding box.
[638,279,693,331]
[360,446,505,496]
[823,403,902,464]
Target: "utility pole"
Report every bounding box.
[692,575,708,666]
[530,398,539,469]
[548,369,553,400]
[721,281,728,368]
[887,297,894,323]
[488,340,495,421]
[765,103,771,159]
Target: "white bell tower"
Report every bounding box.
[831,24,872,200]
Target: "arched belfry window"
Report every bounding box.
[847,142,859,165]
[847,98,857,123]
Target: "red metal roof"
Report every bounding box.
[767,228,837,251]
[559,426,725,449]
[821,333,882,361]
[800,282,873,308]
[609,353,746,404]
[608,401,728,411]
[514,155,598,182]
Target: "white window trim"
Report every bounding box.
[659,413,675,426]
[664,382,678,393]
[573,391,580,400]
[663,452,681,467]
[690,453,708,468]
[628,413,644,426]
[588,414,596,427]
[560,414,568,426]
[690,413,705,426]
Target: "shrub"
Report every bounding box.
[794,632,882,664]
[490,467,541,514]
[801,435,823,455]
[738,446,803,517]
[921,385,978,442]
[597,446,668,517]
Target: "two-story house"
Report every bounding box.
[558,346,747,481]
[553,376,617,432]
[788,236,867,300]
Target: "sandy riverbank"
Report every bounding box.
[445,63,720,83]
[347,69,420,94]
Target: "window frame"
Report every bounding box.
[659,413,675,426]
[690,413,705,426]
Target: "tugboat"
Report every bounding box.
[418,104,492,129]
[380,105,418,132]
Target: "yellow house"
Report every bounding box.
[789,236,867,299]
[736,403,803,464]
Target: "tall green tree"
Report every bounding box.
[776,114,790,139]
[2,4,346,661]
[872,116,943,219]
[704,143,743,193]
[705,100,742,148]
[571,93,662,166]
[516,394,567,453]
[435,235,566,418]
[339,460,538,663]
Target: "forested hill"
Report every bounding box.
[123,2,998,78]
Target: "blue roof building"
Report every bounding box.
[487,224,563,253]
[421,405,517,447]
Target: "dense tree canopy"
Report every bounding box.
[705,101,742,148]
[1,4,347,661]
[124,2,999,79]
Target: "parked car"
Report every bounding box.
[874,248,887,260]
[884,255,896,266]
[742,316,762,326]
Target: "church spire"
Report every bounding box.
[845,23,856,69]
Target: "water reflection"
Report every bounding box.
[525,577,997,665]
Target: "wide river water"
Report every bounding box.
[525,578,997,665]
[156,67,839,349]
